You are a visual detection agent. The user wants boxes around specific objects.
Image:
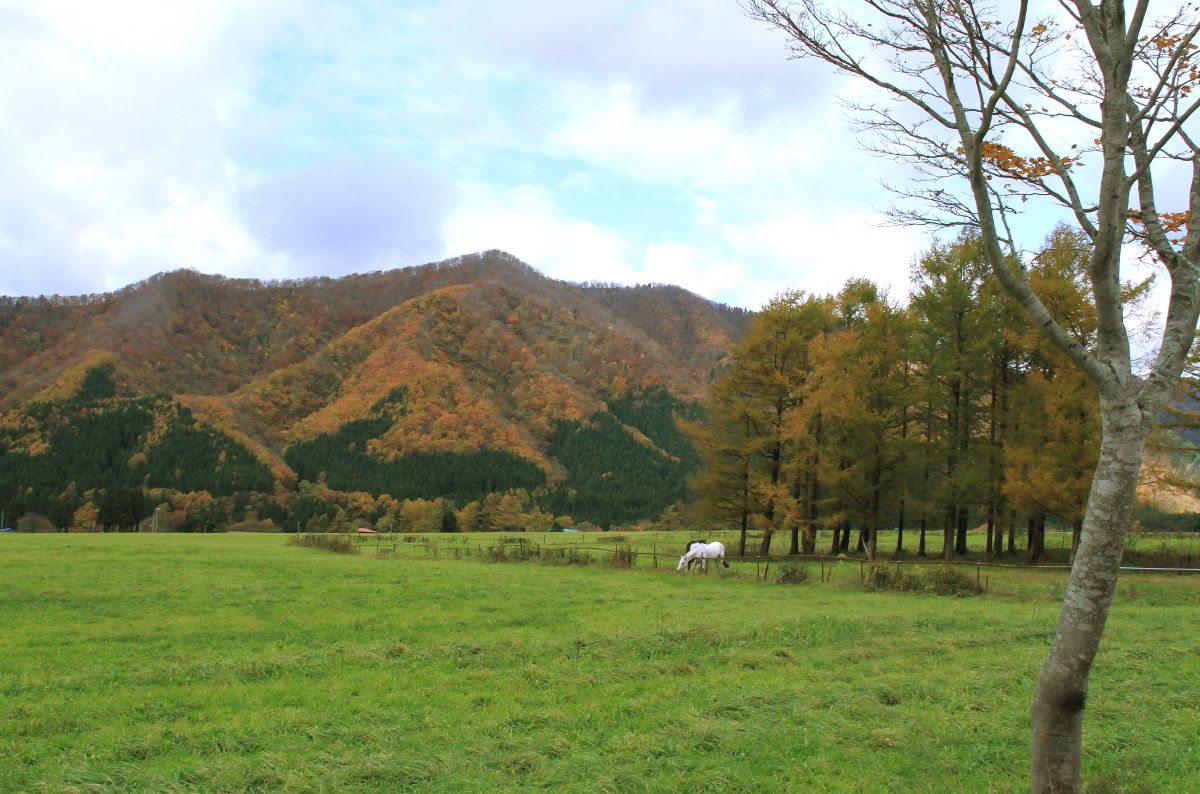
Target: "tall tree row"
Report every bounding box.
[692,229,1102,561]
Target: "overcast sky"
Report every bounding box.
[1,0,934,308]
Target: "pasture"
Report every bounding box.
[2,533,1198,792]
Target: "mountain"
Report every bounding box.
[0,251,749,530]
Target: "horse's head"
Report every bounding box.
[677,555,688,572]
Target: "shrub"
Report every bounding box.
[288,533,356,554]
[508,540,540,562]
[486,539,540,562]
[541,547,593,566]
[863,564,898,591]
[609,544,636,569]
[16,513,56,533]
[776,564,809,585]
[920,566,980,596]
[894,565,980,596]
[225,519,276,533]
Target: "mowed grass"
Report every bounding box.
[1,534,1198,792]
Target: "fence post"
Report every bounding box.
[976,562,981,590]
[819,558,824,583]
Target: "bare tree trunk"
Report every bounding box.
[1027,514,1046,564]
[955,505,969,555]
[804,464,819,554]
[1030,397,1149,792]
[738,447,750,558]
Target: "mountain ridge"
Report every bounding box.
[0,251,750,528]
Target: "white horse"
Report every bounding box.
[677,540,728,573]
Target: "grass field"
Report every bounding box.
[2,533,1198,792]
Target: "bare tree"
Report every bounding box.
[741,1,1200,792]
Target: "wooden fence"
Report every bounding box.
[350,533,1200,588]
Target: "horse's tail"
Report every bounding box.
[722,559,729,568]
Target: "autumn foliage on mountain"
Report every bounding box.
[0,251,749,531]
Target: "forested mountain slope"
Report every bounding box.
[0,251,749,530]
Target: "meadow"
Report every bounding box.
[2,533,1198,792]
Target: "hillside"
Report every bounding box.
[0,251,749,530]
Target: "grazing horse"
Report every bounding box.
[677,540,728,573]
[679,540,705,572]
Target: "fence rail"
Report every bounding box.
[350,534,1200,580]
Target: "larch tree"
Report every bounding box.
[687,378,759,555]
[724,292,819,555]
[909,233,998,558]
[1004,227,1103,560]
[742,1,1200,791]
[805,281,914,560]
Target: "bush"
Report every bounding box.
[541,547,594,566]
[609,544,636,569]
[225,519,276,533]
[776,564,809,585]
[863,564,898,591]
[288,533,356,554]
[486,538,539,562]
[894,565,980,596]
[16,513,56,533]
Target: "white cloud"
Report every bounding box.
[441,0,826,109]
[442,184,633,284]
[724,210,923,303]
[443,184,774,307]
[543,79,867,197]
[0,0,299,296]
[0,0,919,311]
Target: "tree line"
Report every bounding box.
[689,228,1126,562]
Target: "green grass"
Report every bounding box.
[2,534,1198,792]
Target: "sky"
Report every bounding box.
[0,0,937,310]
